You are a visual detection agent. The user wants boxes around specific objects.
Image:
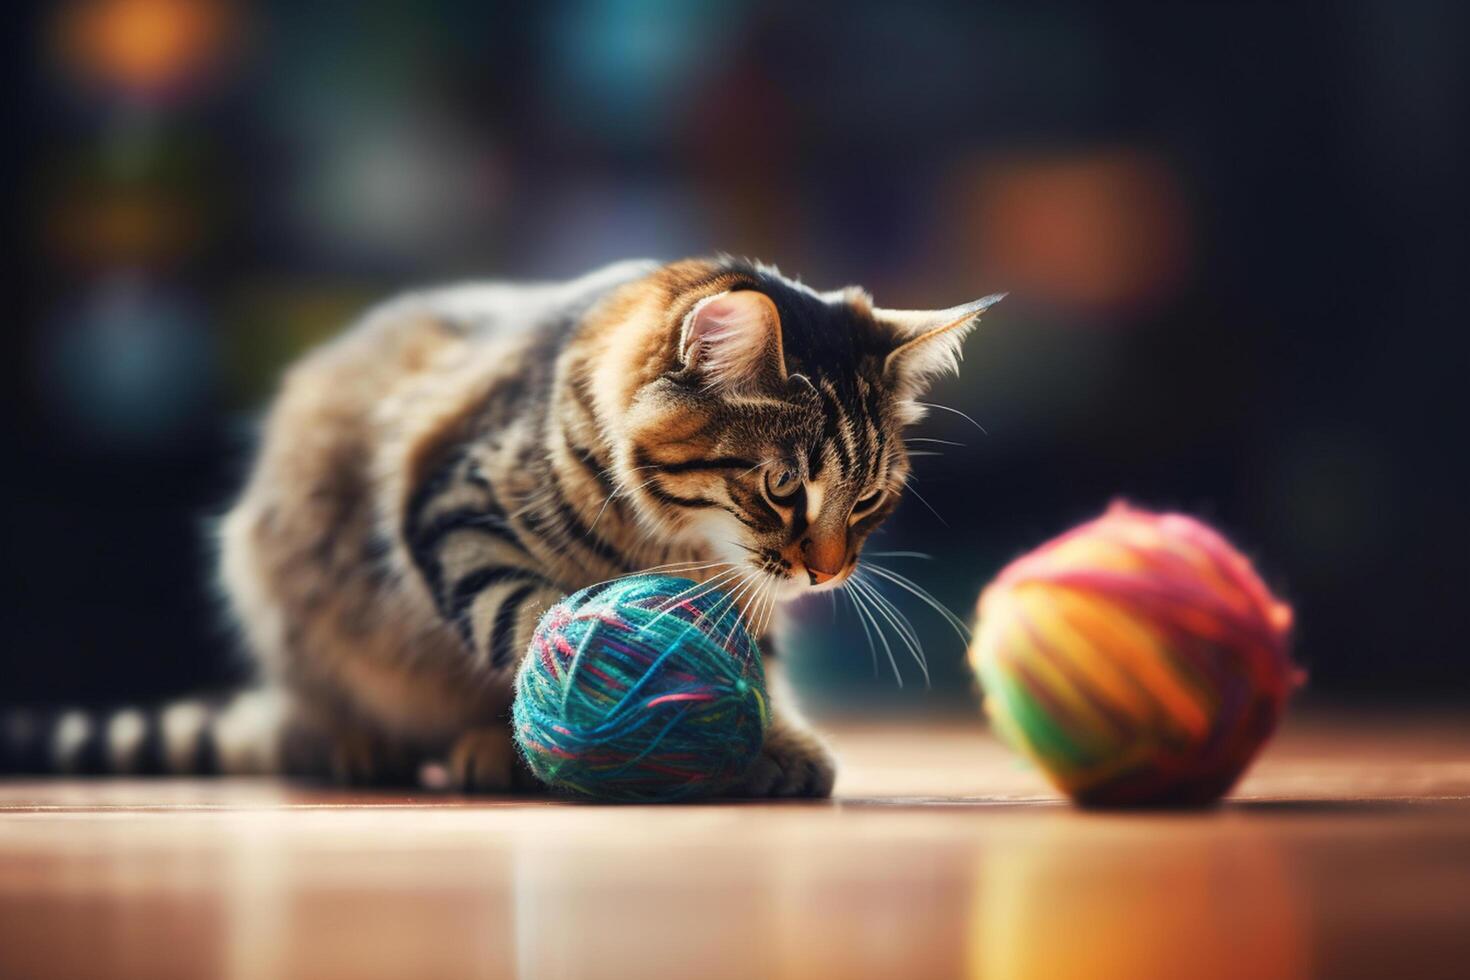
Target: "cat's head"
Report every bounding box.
[614,258,1002,602]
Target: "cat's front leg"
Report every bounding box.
[448,724,541,792]
[280,710,421,787]
[731,637,837,798]
[736,713,837,798]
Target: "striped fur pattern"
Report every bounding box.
[1,258,998,795]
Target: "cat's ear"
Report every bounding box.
[678,290,786,389]
[877,293,1006,390]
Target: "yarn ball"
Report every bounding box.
[970,502,1299,807]
[513,574,769,802]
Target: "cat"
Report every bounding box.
[1,257,1000,797]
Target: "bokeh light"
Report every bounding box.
[54,0,240,101]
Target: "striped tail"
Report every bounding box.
[0,689,285,777]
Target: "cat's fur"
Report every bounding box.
[1,257,999,796]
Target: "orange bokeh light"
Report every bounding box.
[55,0,236,96]
[954,149,1193,316]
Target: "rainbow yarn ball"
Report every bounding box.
[512,575,769,802]
[970,503,1298,807]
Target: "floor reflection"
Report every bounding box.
[969,814,1309,980]
[3,712,1467,980]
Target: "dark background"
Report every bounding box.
[7,1,1465,713]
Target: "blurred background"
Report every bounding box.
[7,0,1465,714]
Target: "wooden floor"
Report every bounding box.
[1,709,1467,980]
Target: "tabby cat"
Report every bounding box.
[1,257,1000,797]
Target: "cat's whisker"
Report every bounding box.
[866,550,933,560]
[649,567,744,623]
[636,558,733,577]
[748,570,781,639]
[715,571,762,645]
[904,437,965,447]
[897,475,950,528]
[642,560,728,574]
[634,561,731,588]
[757,576,781,638]
[853,571,925,652]
[644,570,732,611]
[840,586,879,678]
[752,575,776,637]
[851,572,930,688]
[715,579,754,648]
[846,580,902,688]
[670,565,744,603]
[912,401,989,436]
[864,563,971,641]
[704,568,756,629]
[749,580,771,640]
[559,560,734,612]
[587,473,668,533]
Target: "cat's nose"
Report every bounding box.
[801,537,845,585]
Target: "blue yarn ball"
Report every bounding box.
[512,575,769,802]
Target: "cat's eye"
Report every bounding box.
[764,467,801,504]
[852,489,885,516]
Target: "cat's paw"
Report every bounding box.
[736,724,836,798]
[281,720,415,787]
[449,726,537,792]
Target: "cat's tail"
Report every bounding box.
[0,688,284,776]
